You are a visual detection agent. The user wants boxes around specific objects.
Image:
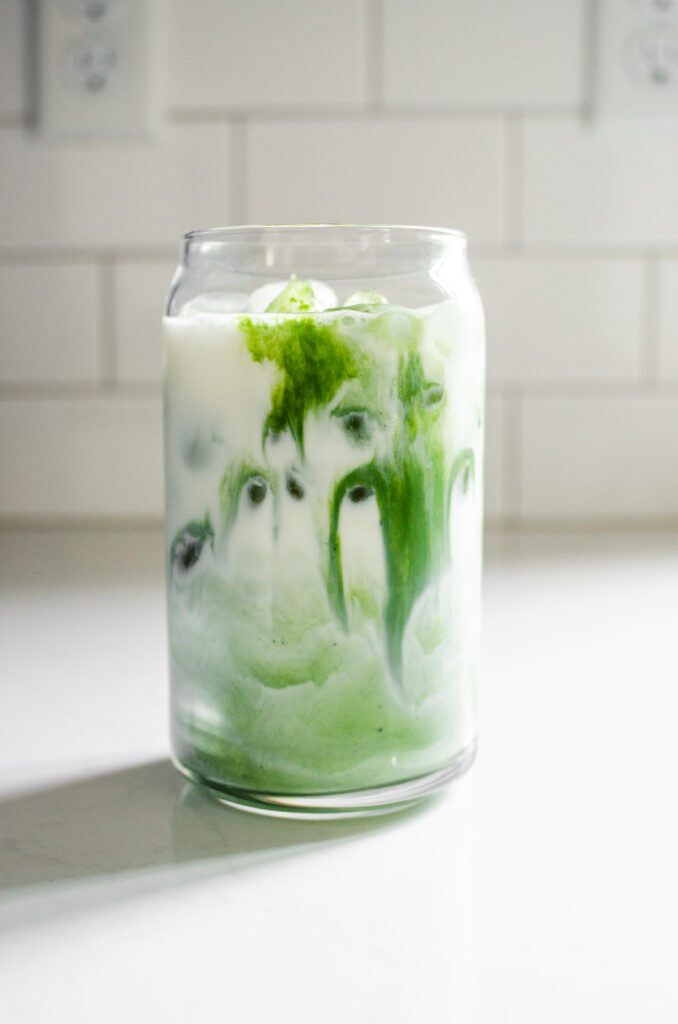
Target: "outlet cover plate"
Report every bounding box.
[39,0,159,141]
[594,0,678,119]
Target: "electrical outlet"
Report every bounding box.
[39,0,159,141]
[595,0,678,119]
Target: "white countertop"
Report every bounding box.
[1,528,677,1023]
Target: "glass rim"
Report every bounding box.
[182,223,468,247]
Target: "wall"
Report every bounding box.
[1,0,677,526]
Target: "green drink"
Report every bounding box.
[164,226,484,815]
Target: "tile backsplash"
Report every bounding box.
[1,0,677,525]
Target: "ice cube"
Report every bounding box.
[343,290,388,307]
[249,281,289,313]
[179,292,250,316]
[307,279,338,311]
[250,278,338,313]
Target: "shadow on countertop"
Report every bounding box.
[0,759,440,928]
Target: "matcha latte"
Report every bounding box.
[164,227,484,815]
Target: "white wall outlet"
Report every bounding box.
[594,0,678,119]
[38,0,159,141]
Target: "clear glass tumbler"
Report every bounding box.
[163,225,485,816]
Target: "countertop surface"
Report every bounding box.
[1,528,677,1023]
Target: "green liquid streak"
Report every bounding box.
[231,304,455,682]
[167,292,482,790]
[170,298,472,688]
[240,315,363,456]
[170,513,214,571]
[265,276,319,314]
[219,458,278,535]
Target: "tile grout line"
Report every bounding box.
[580,0,599,121]
[0,248,178,264]
[97,255,117,390]
[486,379,678,397]
[0,516,164,531]
[3,515,677,533]
[503,391,523,525]
[165,104,580,123]
[2,512,677,532]
[0,382,160,400]
[6,380,678,402]
[5,243,678,263]
[228,118,248,224]
[469,244,678,259]
[503,112,523,252]
[364,0,383,112]
[640,254,659,387]
[486,516,678,533]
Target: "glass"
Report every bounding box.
[163,225,485,816]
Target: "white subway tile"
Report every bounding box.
[521,396,678,520]
[383,0,584,108]
[658,260,678,380]
[484,395,505,523]
[473,257,643,383]
[524,119,678,246]
[247,119,504,243]
[115,261,176,382]
[167,0,366,109]
[0,398,162,517]
[0,0,24,117]
[0,264,99,382]
[0,124,231,249]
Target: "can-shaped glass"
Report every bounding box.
[163,225,485,816]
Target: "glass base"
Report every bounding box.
[172,740,477,820]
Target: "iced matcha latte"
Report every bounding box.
[164,226,484,814]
